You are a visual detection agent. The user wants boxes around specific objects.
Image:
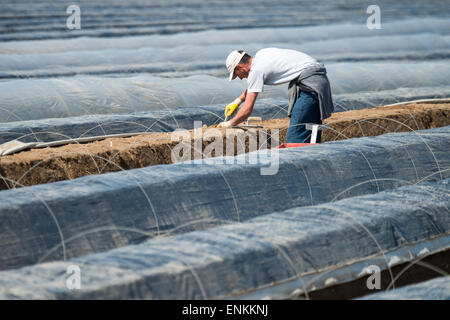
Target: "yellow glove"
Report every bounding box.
[224,98,243,119]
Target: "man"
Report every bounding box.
[218,48,334,143]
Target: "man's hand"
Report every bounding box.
[217,120,232,128]
[229,92,258,125]
[224,98,243,118]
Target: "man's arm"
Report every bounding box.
[238,89,248,101]
[230,92,258,126]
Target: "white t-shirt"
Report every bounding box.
[247,48,320,93]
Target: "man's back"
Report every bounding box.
[251,48,320,87]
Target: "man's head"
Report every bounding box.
[226,50,252,81]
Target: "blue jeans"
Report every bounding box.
[286,91,322,143]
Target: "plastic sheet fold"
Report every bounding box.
[0,126,448,271]
[0,178,448,299]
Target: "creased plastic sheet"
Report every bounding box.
[239,234,449,299]
[0,178,448,299]
[1,86,450,145]
[358,276,450,300]
[1,17,449,80]
[1,34,449,79]
[0,98,285,144]
[0,60,448,123]
[2,17,448,55]
[0,126,448,271]
[2,1,449,42]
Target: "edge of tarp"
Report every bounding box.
[1,92,449,145]
[357,275,450,300]
[0,98,286,144]
[0,140,38,156]
[1,96,449,156]
[0,132,157,156]
[383,98,450,107]
[233,233,450,299]
[0,126,449,271]
[0,178,448,299]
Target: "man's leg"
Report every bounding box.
[286,91,322,143]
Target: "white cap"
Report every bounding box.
[226,50,246,81]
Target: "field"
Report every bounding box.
[0,0,449,301]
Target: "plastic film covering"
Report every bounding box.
[2,86,450,145]
[1,15,449,124]
[0,98,285,144]
[1,17,449,77]
[2,17,448,54]
[0,60,449,123]
[0,75,248,123]
[359,276,450,300]
[1,34,449,79]
[0,178,448,299]
[0,126,448,271]
[1,1,449,42]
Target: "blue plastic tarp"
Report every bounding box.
[0,178,448,299]
[0,126,448,271]
[1,86,449,145]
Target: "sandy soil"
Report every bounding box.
[1,102,449,189]
[323,102,450,141]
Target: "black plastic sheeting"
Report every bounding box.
[0,178,448,299]
[1,40,448,80]
[2,2,449,42]
[359,276,450,300]
[3,17,448,54]
[1,86,449,144]
[0,126,448,271]
[0,99,284,144]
